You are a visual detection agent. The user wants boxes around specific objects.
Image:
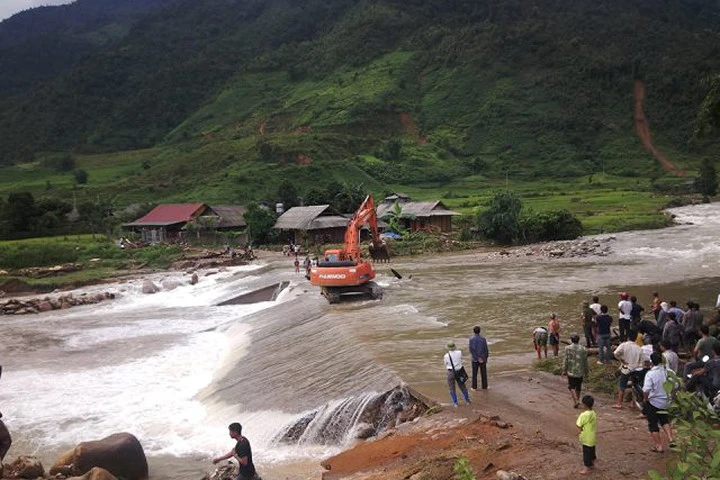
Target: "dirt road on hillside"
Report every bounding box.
[322,370,670,479]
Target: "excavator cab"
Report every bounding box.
[322,249,343,263]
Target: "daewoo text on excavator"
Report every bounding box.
[310,195,390,303]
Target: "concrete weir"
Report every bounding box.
[217,281,290,306]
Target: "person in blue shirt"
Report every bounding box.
[469,325,490,390]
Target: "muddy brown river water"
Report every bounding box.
[0,203,718,479]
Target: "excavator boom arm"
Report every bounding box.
[343,195,381,261]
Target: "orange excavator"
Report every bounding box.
[310,195,390,303]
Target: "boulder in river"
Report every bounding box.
[5,455,44,478]
[142,280,160,294]
[50,432,148,480]
[68,466,120,480]
[161,278,180,291]
[275,384,435,445]
[200,462,237,480]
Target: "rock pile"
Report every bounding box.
[495,236,615,259]
[0,291,116,315]
[15,263,84,278]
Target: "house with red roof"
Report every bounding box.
[124,203,247,243]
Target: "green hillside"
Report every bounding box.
[0,0,718,229]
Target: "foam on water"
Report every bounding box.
[0,328,233,455]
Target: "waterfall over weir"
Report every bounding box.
[273,384,433,447]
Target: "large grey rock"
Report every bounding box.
[161,279,180,291]
[142,280,160,294]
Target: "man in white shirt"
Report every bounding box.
[589,296,602,316]
[660,340,679,373]
[643,352,675,452]
[613,330,644,409]
[618,292,633,342]
[443,342,471,407]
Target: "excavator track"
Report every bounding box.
[321,282,383,303]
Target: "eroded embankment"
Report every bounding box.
[634,80,684,176]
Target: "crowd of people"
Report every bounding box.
[445,290,720,475]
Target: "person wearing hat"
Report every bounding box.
[443,342,471,407]
[562,334,589,408]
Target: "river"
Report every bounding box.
[0,203,718,479]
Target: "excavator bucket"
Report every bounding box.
[369,244,390,263]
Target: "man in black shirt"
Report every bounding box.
[213,422,261,480]
[595,305,614,365]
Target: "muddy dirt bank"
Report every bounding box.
[322,371,669,479]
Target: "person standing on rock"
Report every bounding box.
[213,422,261,480]
[469,326,489,391]
[562,334,589,408]
[443,342,471,407]
[548,313,561,357]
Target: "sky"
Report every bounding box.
[0,0,74,22]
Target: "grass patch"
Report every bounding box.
[0,235,185,289]
[533,357,619,395]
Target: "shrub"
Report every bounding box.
[478,191,522,245]
[520,209,583,243]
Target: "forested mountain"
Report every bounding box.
[0,0,719,203]
[0,0,175,94]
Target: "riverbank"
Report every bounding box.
[321,370,669,480]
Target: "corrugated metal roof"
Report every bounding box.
[376,201,461,219]
[125,203,207,226]
[274,205,330,230]
[307,215,349,230]
[209,205,248,228]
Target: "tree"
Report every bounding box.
[384,201,414,234]
[478,191,522,245]
[78,198,114,236]
[1,192,36,234]
[694,158,718,197]
[73,169,89,184]
[244,203,277,245]
[330,182,366,213]
[277,180,300,209]
[696,74,720,137]
[304,187,329,205]
[520,209,583,243]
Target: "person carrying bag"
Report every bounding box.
[444,342,471,407]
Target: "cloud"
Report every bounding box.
[0,0,75,22]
